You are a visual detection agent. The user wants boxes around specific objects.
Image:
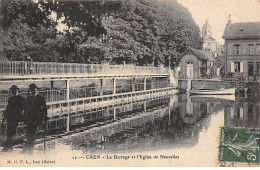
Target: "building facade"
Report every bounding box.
[202,20,224,57]
[179,48,215,79]
[223,19,260,80]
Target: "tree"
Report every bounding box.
[1,0,55,30]
[96,0,202,67]
[0,0,202,67]
[0,0,60,61]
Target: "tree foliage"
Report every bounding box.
[0,0,202,68]
[99,0,202,67]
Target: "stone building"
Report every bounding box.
[223,17,260,79]
[179,48,215,79]
[202,20,224,57]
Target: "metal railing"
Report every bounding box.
[0,81,171,109]
[14,94,171,136]
[0,61,169,76]
[12,87,174,133]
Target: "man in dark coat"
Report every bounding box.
[21,83,47,154]
[1,85,25,152]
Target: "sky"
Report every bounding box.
[177,0,260,44]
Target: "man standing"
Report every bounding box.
[1,85,25,152]
[21,83,47,154]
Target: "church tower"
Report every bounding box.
[201,19,224,58]
[202,19,212,38]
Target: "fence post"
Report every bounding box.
[113,107,116,119]
[100,79,104,96]
[66,79,70,132]
[144,77,147,91]
[50,81,54,102]
[113,78,117,94]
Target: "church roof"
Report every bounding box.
[202,19,211,29]
[180,47,215,62]
[203,36,222,46]
[223,22,260,39]
[203,36,215,41]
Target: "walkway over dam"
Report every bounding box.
[0,61,177,133]
[0,61,169,81]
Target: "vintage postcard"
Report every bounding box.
[0,0,259,167]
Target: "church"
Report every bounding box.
[202,20,224,57]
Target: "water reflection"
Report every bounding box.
[40,93,227,153]
[23,92,260,154]
[224,95,260,129]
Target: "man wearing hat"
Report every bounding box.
[1,85,25,152]
[21,83,47,154]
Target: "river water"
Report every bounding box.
[33,92,258,166]
[1,92,259,166]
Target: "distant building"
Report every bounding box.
[223,16,260,79]
[179,48,215,79]
[202,20,224,57]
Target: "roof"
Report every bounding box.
[203,37,223,47]
[223,22,260,39]
[180,47,215,62]
[202,19,211,30]
[203,36,215,42]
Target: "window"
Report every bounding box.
[234,62,240,72]
[248,62,254,76]
[248,44,254,55]
[235,106,243,118]
[257,62,260,75]
[234,45,241,55]
[257,44,260,55]
[186,62,194,79]
[231,62,243,73]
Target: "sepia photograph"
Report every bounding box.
[0,0,259,167]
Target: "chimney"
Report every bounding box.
[227,14,232,25]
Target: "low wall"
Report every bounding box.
[178,79,231,91]
[235,81,260,93]
[178,79,259,92]
[191,79,222,90]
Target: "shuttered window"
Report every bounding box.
[231,62,234,72]
[240,62,243,73]
[233,62,241,73]
[231,62,243,73]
